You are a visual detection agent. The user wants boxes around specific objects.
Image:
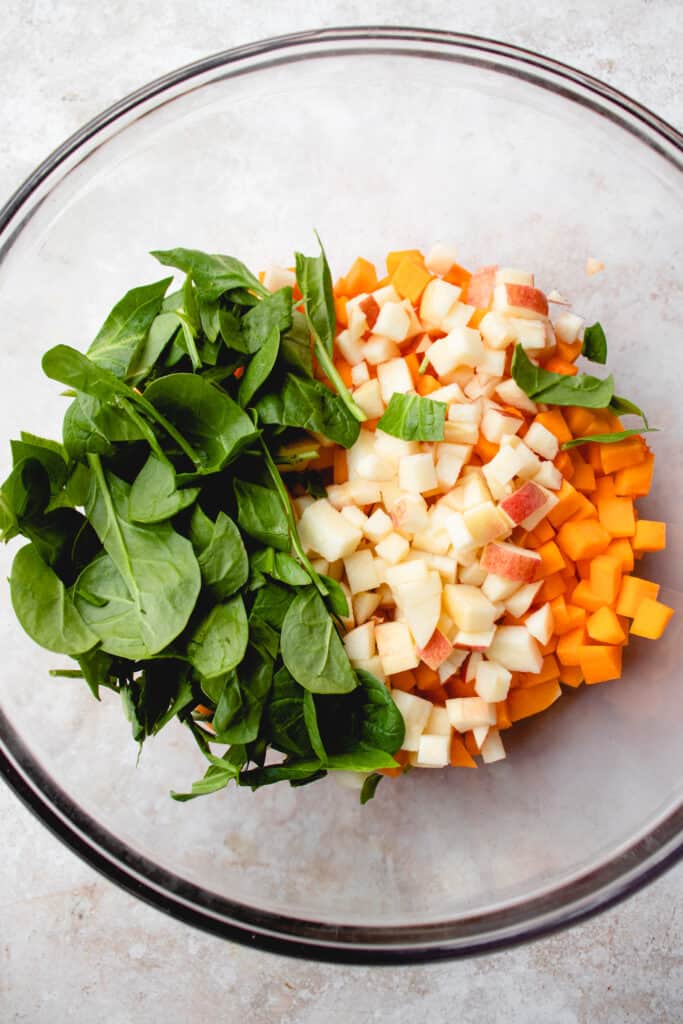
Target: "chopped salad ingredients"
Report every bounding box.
[0,239,673,803]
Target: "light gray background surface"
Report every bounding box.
[1,2,682,1021]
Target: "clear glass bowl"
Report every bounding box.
[1,27,681,964]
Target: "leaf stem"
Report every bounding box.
[313,338,366,423]
[120,400,166,461]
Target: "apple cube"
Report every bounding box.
[298,499,362,561]
[350,361,370,387]
[353,379,386,419]
[480,408,521,445]
[525,422,559,460]
[465,265,497,307]
[347,429,396,482]
[326,479,382,509]
[487,625,543,673]
[374,430,420,461]
[499,480,549,525]
[419,553,457,583]
[495,267,534,286]
[425,705,451,736]
[454,627,497,650]
[415,733,451,767]
[343,549,381,595]
[428,327,485,377]
[462,471,492,509]
[343,621,376,662]
[395,571,443,649]
[351,655,385,683]
[463,374,499,400]
[493,283,549,319]
[463,501,511,545]
[418,629,453,670]
[443,420,479,446]
[263,264,296,292]
[481,573,522,602]
[441,303,476,332]
[426,242,458,276]
[458,561,488,586]
[500,435,542,479]
[390,492,429,534]
[336,328,366,365]
[437,649,468,682]
[390,689,432,750]
[479,347,507,377]
[479,311,516,350]
[525,602,554,645]
[533,461,562,491]
[445,511,478,558]
[363,507,393,543]
[480,541,541,582]
[399,453,437,494]
[412,524,451,557]
[352,590,382,625]
[293,495,314,517]
[371,283,401,307]
[444,584,498,631]
[377,358,414,404]
[495,377,538,413]
[519,487,559,530]
[505,580,543,617]
[419,278,461,329]
[376,621,419,676]
[427,382,466,405]
[509,317,548,351]
[341,505,369,530]
[449,398,483,425]
[384,559,429,589]
[446,697,497,732]
[482,445,527,487]
[363,335,400,365]
[375,531,410,565]
[481,728,507,764]
[310,557,329,576]
[475,659,512,702]
[374,301,410,342]
[435,443,469,489]
[554,310,584,344]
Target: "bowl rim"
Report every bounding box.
[1,25,682,965]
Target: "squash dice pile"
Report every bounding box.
[274,244,673,773]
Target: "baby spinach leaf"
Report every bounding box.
[23,508,94,582]
[281,587,358,694]
[295,242,335,357]
[582,322,607,364]
[251,547,311,587]
[238,326,280,407]
[0,458,51,538]
[171,760,239,802]
[360,773,383,805]
[62,396,114,460]
[266,666,314,758]
[187,595,249,684]
[610,394,651,428]
[511,344,614,408]
[189,507,248,599]
[144,373,258,473]
[76,647,118,701]
[234,478,290,551]
[129,455,200,523]
[280,309,313,377]
[377,393,447,441]
[213,648,273,744]
[562,428,656,449]
[86,277,173,378]
[151,248,267,302]
[11,433,68,496]
[239,759,325,789]
[355,670,405,753]
[303,690,327,762]
[320,575,349,619]
[241,287,292,353]
[199,298,221,342]
[249,580,292,630]
[256,372,360,449]
[127,311,180,384]
[10,543,97,655]
[326,749,399,772]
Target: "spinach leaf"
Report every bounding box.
[62,396,115,460]
[295,242,335,357]
[121,661,193,742]
[23,508,95,581]
[325,749,398,772]
[249,580,292,630]
[212,648,273,743]
[511,344,614,408]
[144,373,258,473]
[610,394,651,428]
[248,614,280,660]
[10,543,97,655]
[360,773,383,804]
[234,478,290,551]
[75,461,201,659]
[355,670,405,753]
[582,322,607,364]
[86,277,172,378]
[171,759,239,802]
[77,647,118,701]
[199,298,221,342]
[238,327,280,407]
[256,372,360,449]
[11,433,68,496]
[241,287,292,353]
[281,587,358,694]
[239,759,325,789]
[187,596,249,685]
[189,507,248,599]
[303,691,328,762]
[320,575,350,618]
[127,312,180,384]
[151,248,267,302]
[562,428,655,449]
[129,455,200,523]
[377,392,447,441]
[280,309,313,377]
[251,547,311,587]
[0,458,51,538]
[266,666,314,758]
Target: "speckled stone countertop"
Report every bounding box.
[1,3,682,1021]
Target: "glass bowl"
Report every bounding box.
[1,27,681,964]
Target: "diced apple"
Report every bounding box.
[481,408,523,445]
[263,265,296,292]
[347,429,396,482]
[533,461,562,491]
[499,480,549,525]
[418,629,453,670]
[487,625,542,673]
[444,511,478,559]
[437,648,468,682]
[482,445,526,489]
[434,442,469,489]
[390,689,432,750]
[554,310,584,343]
[505,580,543,617]
[395,571,443,649]
[525,602,554,644]
[479,311,516,350]
[399,453,437,494]
[475,659,512,701]
[454,627,497,650]
[376,531,410,565]
[462,471,492,510]
[419,278,461,329]
[494,377,538,413]
[427,382,466,405]
[519,486,559,530]
[425,242,458,276]
[412,525,451,556]
[384,559,429,589]
[326,480,382,509]
[427,327,485,377]
[341,505,369,530]
[481,573,521,602]
[480,541,541,582]
[500,435,542,479]
[481,728,506,764]
[343,621,376,662]
[441,303,476,332]
[374,301,410,342]
[446,696,497,732]
[363,507,393,543]
[465,265,497,308]
[458,561,488,586]
[353,379,386,419]
[310,557,329,576]
[495,267,534,286]
[444,584,498,631]
[363,335,400,365]
[298,499,363,561]
[493,283,549,319]
[418,553,457,583]
[465,651,481,682]
[443,420,479,445]
[525,422,559,460]
[343,549,381,595]
[350,361,370,387]
[478,347,506,377]
[351,655,386,683]
[463,501,511,545]
[336,328,366,365]
[352,590,382,625]
[372,283,401,307]
[414,733,451,767]
[390,492,429,534]
[509,317,547,351]
[463,374,499,400]
[425,705,451,736]
[293,494,315,517]
[377,358,414,404]
[376,621,419,676]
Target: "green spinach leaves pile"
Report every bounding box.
[0,242,404,802]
